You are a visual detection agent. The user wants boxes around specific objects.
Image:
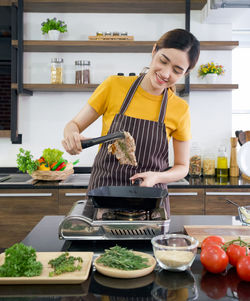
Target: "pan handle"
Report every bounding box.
[81,131,125,149]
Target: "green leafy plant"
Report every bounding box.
[0,243,42,277]
[96,245,149,270]
[16,148,39,175]
[198,62,225,78]
[42,148,64,166]
[48,252,83,277]
[41,17,67,34]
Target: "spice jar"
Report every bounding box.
[203,149,215,176]
[75,60,90,84]
[189,142,202,177]
[51,58,63,84]
[217,145,228,179]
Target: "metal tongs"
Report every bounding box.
[81,131,125,149]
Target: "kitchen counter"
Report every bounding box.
[0,215,244,300]
[0,172,250,189]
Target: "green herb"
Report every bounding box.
[41,17,67,35]
[42,148,64,166]
[0,243,42,277]
[96,245,149,270]
[16,148,39,175]
[48,252,83,277]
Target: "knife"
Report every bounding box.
[81,131,125,149]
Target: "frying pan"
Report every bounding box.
[87,185,168,210]
[81,131,125,149]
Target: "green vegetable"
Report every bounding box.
[42,148,64,166]
[16,148,39,175]
[0,243,42,277]
[96,245,149,270]
[48,252,83,277]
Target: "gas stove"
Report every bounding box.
[59,199,170,240]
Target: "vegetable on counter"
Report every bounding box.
[96,245,150,271]
[0,243,42,277]
[42,148,64,166]
[16,148,40,175]
[48,252,83,277]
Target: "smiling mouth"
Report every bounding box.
[156,73,168,85]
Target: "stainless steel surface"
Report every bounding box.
[0,173,34,185]
[0,174,11,182]
[168,178,189,185]
[59,199,169,240]
[59,173,91,186]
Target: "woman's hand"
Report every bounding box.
[130,171,161,187]
[62,130,84,155]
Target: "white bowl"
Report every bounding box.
[151,234,199,272]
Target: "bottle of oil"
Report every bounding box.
[217,145,228,181]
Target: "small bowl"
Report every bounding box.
[151,234,199,272]
[238,205,250,226]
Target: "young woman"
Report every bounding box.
[62,28,200,215]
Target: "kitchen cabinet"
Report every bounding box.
[58,188,87,215]
[0,188,58,247]
[205,188,250,215]
[168,188,204,215]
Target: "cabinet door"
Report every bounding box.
[168,189,204,215]
[59,189,87,215]
[0,189,58,248]
[205,188,250,215]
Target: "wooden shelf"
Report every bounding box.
[0,130,11,138]
[15,0,207,13]
[11,83,239,93]
[12,40,239,52]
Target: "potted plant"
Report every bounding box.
[41,17,67,40]
[198,62,225,84]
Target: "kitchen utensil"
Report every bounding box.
[81,131,125,149]
[184,225,250,247]
[237,141,250,177]
[94,251,156,278]
[0,252,93,284]
[238,205,250,226]
[87,185,168,209]
[235,130,246,146]
[226,199,240,207]
[230,137,239,177]
[151,234,198,272]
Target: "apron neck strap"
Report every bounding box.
[119,74,169,123]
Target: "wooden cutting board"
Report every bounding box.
[0,252,93,285]
[184,225,250,247]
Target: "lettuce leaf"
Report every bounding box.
[42,148,64,165]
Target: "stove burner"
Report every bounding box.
[102,209,148,221]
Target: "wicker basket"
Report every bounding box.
[31,163,74,181]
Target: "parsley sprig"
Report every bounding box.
[0,243,42,277]
[96,245,149,270]
[48,252,83,277]
[16,148,39,175]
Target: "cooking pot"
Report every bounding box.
[87,185,168,210]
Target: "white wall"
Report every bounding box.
[0,10,233,167]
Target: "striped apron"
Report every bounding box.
[88,75,170,215]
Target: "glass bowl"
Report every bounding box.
[238,205,250,226]
[151,234,199,272]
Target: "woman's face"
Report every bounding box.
[147,47,189,94]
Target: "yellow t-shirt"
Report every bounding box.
[88,75,191,142]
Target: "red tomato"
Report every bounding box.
[201,235,225,250]
[226,267,241,292]
[237,281,250,301]
[237,256,250,282]
[200,245,229,273]
[227,244,248,267]
[200,272,228,299]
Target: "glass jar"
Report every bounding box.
[75,60,90,84]
[203,150,215,176]
[189,142,202,177]
[51,58,63,84]
[217,145,228,179]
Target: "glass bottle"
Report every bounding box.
[203,149,215,177]
[75,60,90,84]
[217,145,228,179]
[51,58,63,84]
[189,142,202,177]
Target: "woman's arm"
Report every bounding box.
[130,138,190,186]
[62,103,99,155]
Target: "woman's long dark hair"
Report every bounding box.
[155,28,200,73]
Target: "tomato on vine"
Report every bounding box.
[236,255,250,282]
[226,244,248,267]
[201,235,225,250]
